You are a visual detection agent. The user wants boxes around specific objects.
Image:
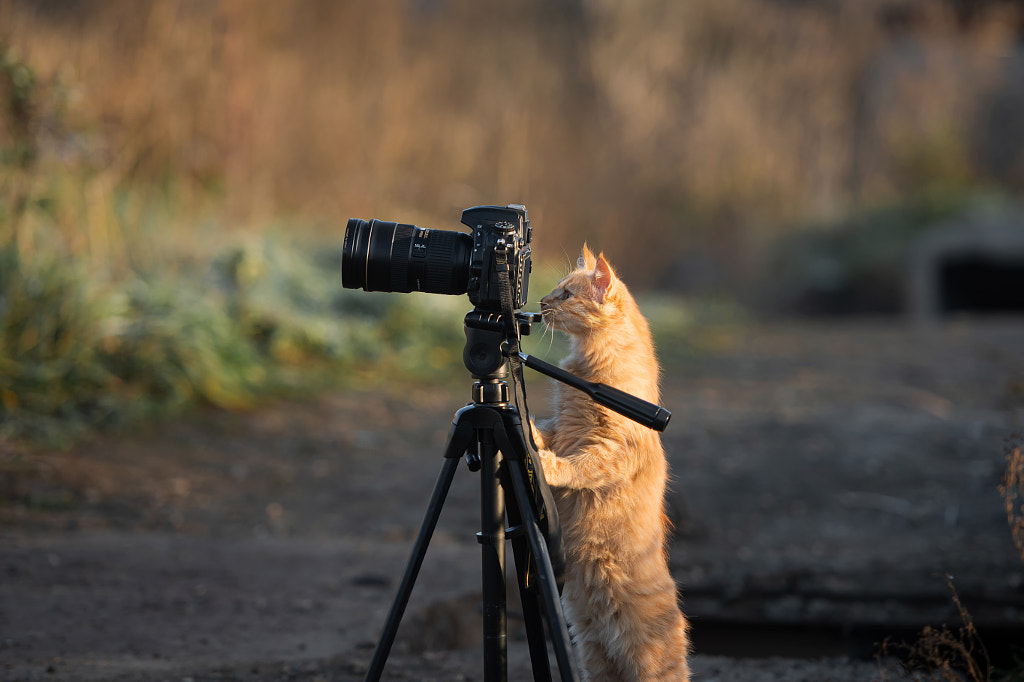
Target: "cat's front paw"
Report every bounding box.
[528,418,546,449]
[533,447,565,486]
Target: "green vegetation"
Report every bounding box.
[0,226,479,448]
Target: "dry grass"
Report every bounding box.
[1000,434,1024,566]
[878,575,992,682]
[2,0,1022,286]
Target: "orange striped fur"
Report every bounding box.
[532,246,690,681]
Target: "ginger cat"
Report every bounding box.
[531,246,690,682]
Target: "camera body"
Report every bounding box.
[342,204,533,313]
[461,204,532,311]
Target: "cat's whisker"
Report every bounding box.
[560,249,573,275]
[542,323,556,354]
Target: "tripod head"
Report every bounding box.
[462,308,672,432]
[462,310,535,378]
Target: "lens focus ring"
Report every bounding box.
[390,224,415,291]
[342,217,472,296]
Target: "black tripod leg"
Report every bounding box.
[507,463,581,682]
[364,455,461,682]
[478,428,508,682]
[508,528,554,682]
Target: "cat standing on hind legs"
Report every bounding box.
[531,245,690,682]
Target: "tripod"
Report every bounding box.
[364,310,671,682]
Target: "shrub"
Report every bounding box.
[0,230,470,448]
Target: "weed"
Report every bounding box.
[877,576,991,682]
[876,437,1024,681]
[1000,433,1024,566]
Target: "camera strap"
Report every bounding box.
[494,251,519,350]
[493,244,525,396]
[494,244,566,589]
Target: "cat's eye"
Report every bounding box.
[557,289,573,301]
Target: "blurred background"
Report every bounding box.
[3,0,1024,443]
[2,1,1024,678]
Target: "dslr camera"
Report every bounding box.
[342,204,532,312]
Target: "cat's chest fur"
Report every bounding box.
[544,352,666,536]
[548,348,658,442]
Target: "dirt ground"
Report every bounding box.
[2,319,1023,681]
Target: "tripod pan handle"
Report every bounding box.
[589,382,671,432]
[518,352,671,432]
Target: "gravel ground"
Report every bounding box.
[2,319,1023,681]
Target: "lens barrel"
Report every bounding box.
[342,218,473,295]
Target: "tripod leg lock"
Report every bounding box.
[476,531,500,546]
[505,524,527,540]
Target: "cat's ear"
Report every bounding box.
[579,243,598,271]
[592,253,616,303]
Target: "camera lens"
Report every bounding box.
[342,218,473,295]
